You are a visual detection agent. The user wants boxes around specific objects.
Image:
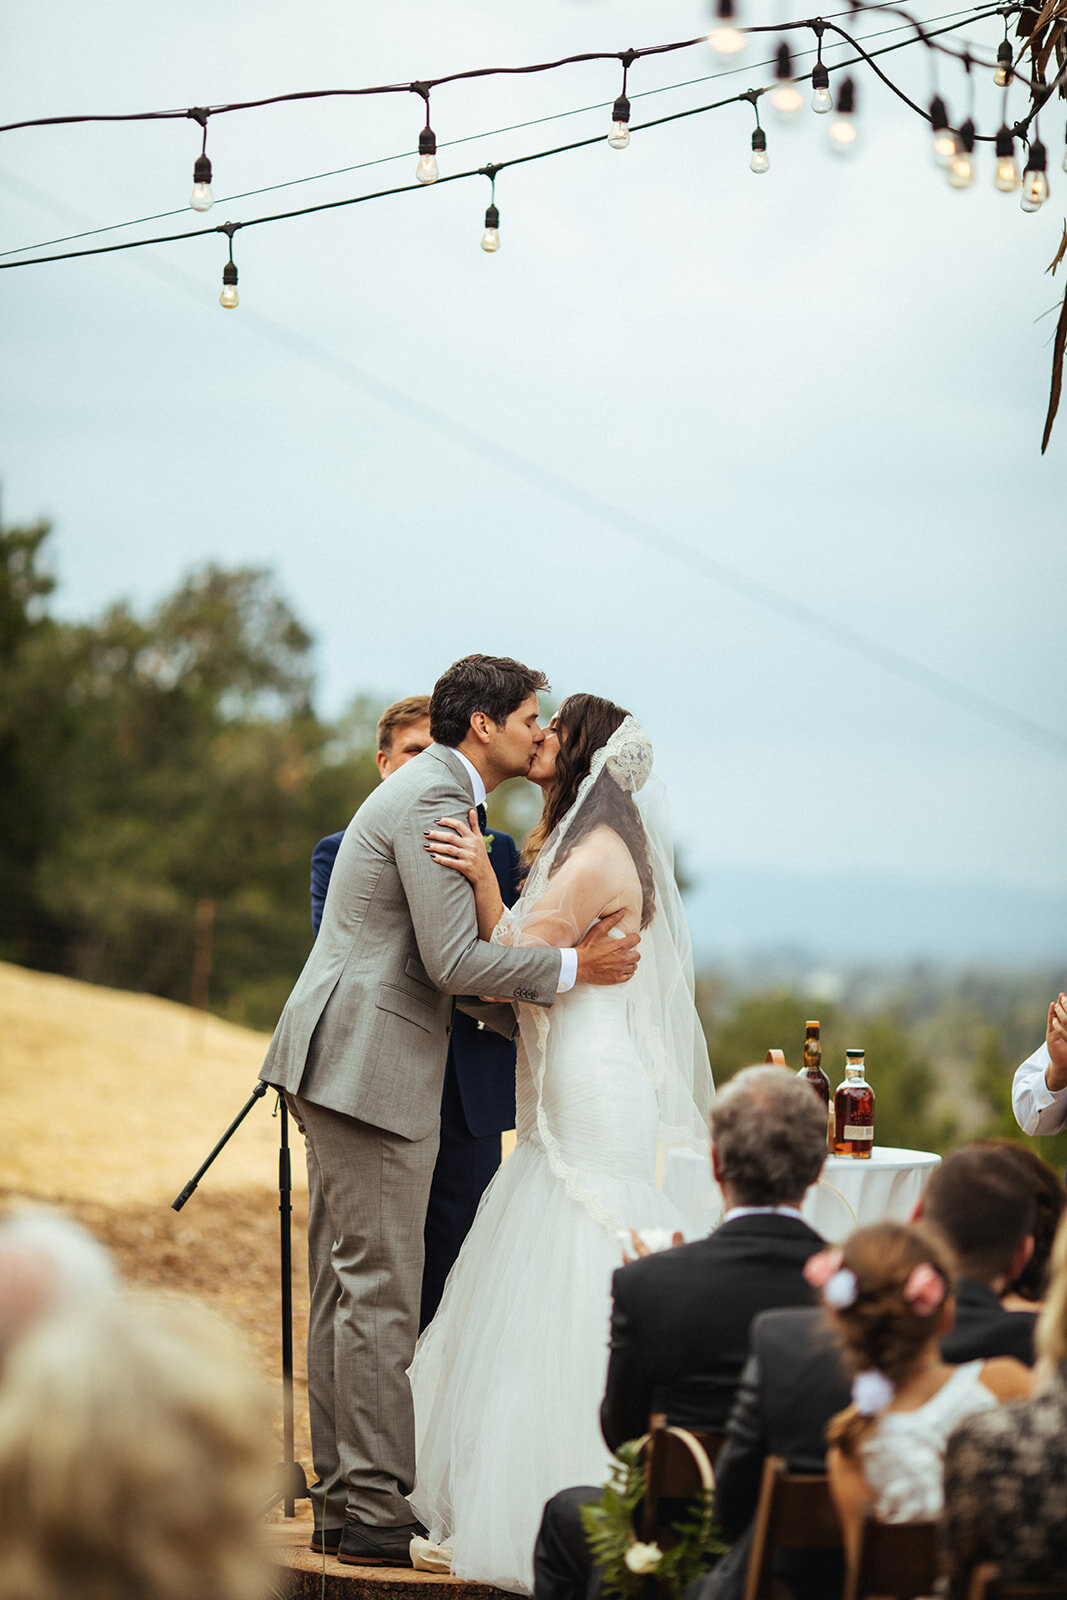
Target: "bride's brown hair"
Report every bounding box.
[521,693,656,928]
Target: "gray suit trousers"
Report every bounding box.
[290,1092,439,1527]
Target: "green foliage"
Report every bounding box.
[702,991,958,1155]
[0,515,379,1027]
[580,1439,726,1600]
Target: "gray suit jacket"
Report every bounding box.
[260,744,560,1139]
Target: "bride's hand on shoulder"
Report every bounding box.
[425,810,494,887]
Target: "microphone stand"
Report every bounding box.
[172,1081,309,1516]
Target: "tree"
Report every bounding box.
[0,532,383,1025]
[0,515,69,966]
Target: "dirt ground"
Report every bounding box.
[0,960,314,1479]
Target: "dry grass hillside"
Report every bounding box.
[0,960,313,1476]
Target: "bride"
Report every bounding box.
[406,695,716,1593]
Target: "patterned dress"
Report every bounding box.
[943,1364,1067,1599]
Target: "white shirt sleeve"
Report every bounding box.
[1012,1042,1067,1135]
[557,948,578,993]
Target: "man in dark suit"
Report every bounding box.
[696,1306,851,1600]
[916,1145,1039,1366]
[532,1065,830,1600]
[309,694,522,1330]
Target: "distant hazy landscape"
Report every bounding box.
[685,867,1065,969]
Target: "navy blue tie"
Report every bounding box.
[476,803,488,834]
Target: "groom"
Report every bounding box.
[260,654,641,1566]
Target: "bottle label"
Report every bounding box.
[843,1124,873,1140]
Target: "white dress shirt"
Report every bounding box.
[1012,1041,1067,1135]
[452,748,576,993]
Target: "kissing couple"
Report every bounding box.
[260,654,715,1594]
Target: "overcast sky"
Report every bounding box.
[2,1,1065,963]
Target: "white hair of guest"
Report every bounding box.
[0,1208,117,1359]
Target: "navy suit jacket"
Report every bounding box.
[310,821,520,1139]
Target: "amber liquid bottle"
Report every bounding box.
[833,1048,875,1159]
[796,1020,830,1114]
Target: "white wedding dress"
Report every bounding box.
[407,721,716,1594]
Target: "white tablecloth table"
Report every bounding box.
[661,1145,941,1243]
[801,1146,942,1242]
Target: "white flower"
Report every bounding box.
[824,1267,859,1309]
[624,1541,663,1574]
[852,1368,895,1416]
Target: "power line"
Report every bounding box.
[190,301,1067,763]
[0,4,1014,137]
[0,7,1020,278]
[1,5,988,261]
[4,148,1061,760]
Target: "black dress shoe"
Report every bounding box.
[309,1526,343,1555]
[336,1516,427,1567]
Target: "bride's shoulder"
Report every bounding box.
[573,823,630,860]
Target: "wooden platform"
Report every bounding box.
[267,1515,511,1600]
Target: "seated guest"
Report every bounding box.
[691,1305,851,1600]
[0,1291,273,1600]
[944,1211,1067,1598]
[532,1065,829,1600]
[818,1222,1031,1572]
[1011,992,1067,1135]
[917,1145,1039,1364]
[973,1139,1066,1310]
[0,1207,116,1368]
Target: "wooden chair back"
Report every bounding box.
[966,1562,1067,1600]
[637,1414,723,1545]
[741,1454,841,1600]
[844,1510,941,1600]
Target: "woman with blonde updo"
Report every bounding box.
[804,1221,1032,1566]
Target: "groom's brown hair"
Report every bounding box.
[430,655,548,747]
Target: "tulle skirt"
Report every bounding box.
[407,1137,686,1593]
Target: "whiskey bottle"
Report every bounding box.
[833,1048,874,1159]
[796,1020,830,1114]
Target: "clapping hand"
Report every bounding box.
[618,1227,684,1264]
[1047,993,1067,1091]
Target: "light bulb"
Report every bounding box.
[189,153,213,213]
[933,129,957,165]
[994,126,1019,191]
[811,65,832,114]
[708,25,745,58]
[947,118,975,189]
[481,203,500,252]
[771,44,802,121]
[929,97,956,167]
[994,40,1014,87]
[996,155,1021,189]
[828,78,857,153]
[607,95,631,149]
[219,261,238,309]
[771,82,803,118]
[749,128,769,173]
[829,117,858,151]
[707,0,744,61]
[416,127,439,185]
[948,150,975,188]
[1021,139,1049,210]
[1022,170,1050,208]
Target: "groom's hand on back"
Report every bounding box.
[575,909,640,986]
